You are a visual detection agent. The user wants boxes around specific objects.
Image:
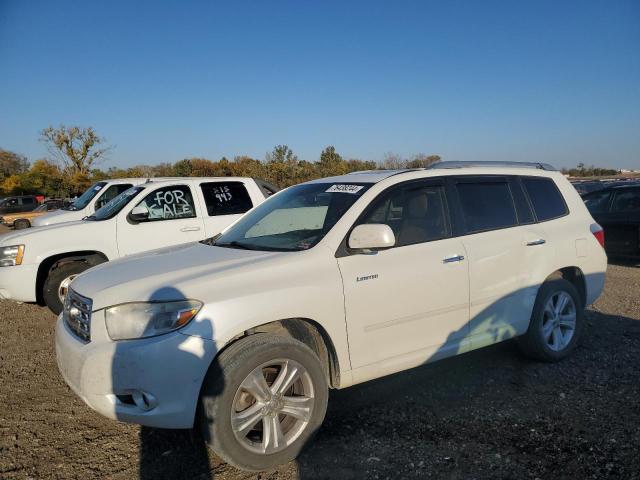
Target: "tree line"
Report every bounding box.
[0,126,441,198]
[1,125,626,198]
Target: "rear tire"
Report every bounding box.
[199,333,329,471]
[43,257,105,314]
[14,219,30,229]
[517,278,584,362]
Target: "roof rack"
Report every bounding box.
[428,161,557,171]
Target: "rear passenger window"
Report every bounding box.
[456,182,517,233]
[583,190,612,214]
[521,177,568,221]
[200,182,253,216]
[611,189,640,212]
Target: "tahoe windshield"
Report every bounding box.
[64,182,108,211]
[86,186,145,221]
[213,183,371,251]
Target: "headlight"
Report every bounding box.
[0,245,25,267]
[105,300,203,340]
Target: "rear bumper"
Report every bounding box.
[0,263,38,302]
[55,314,218,429]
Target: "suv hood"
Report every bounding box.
[32,209,85,227]
[71,242,285,310]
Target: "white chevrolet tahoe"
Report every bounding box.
[55,162,607,471]
[0,177,275,314]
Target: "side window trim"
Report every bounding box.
[512,176,536,225]
[335,177,452,258]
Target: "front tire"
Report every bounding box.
[199,333,329,471]
[14,219,30,229]
[517,278,584,362]
[43,257,104,314]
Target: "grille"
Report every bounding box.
[63,288,92,342]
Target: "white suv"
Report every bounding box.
[33,178,159,226]
[0,177,275,314]
[55,163,607,471]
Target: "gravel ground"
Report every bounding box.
[1,237,639,479]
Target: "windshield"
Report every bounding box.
[213,182,371,251]
[34,204,48,212]
[64,182,108,211]
[88,186,145,221]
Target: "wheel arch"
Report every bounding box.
[35,251,109,305]
[210,318,341,390]
[543,266,587,308]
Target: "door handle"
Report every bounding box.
[180,226,201,232]
[526,239,546,246]
[443,254,465,263]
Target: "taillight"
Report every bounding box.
[590,223,605,249]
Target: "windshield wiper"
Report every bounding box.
[215,240,299,252]
[215,241,257,250]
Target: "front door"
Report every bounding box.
[117,184,204,256]
[338,180,470,370]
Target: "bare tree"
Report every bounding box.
[41,125,111,176]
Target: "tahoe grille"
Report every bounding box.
[63,288,92,342]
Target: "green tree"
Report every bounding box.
[0,149,29,180]
[266,145,297,164]
[319,146,347,176]
[41,125,111,177]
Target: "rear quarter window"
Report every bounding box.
[200,181,253,216]
[521,177,568,221]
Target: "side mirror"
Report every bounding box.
[348,224,395,252]
[128,205,149,223]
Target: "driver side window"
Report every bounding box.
[134,185,196,222]
[358,183,450,247]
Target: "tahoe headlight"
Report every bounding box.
[105,300,203,340]
[0,245,25,267]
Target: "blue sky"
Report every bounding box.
[1,0,639,169]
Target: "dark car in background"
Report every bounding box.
[583,183,640,259]
[0,195,40,215]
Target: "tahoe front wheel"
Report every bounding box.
[43,256,105,314]
[199,333,329,471]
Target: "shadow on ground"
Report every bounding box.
[133,308,639,479]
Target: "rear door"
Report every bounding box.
[117,183,204,256]
[449,176,548,344]
[197,180,255,237]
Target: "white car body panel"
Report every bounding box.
[54,166,607,429]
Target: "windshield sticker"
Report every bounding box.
[94,185,103,191]
[325,184,364,194]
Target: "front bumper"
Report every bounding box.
[0,263,38,302]
[55,314,218,429]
